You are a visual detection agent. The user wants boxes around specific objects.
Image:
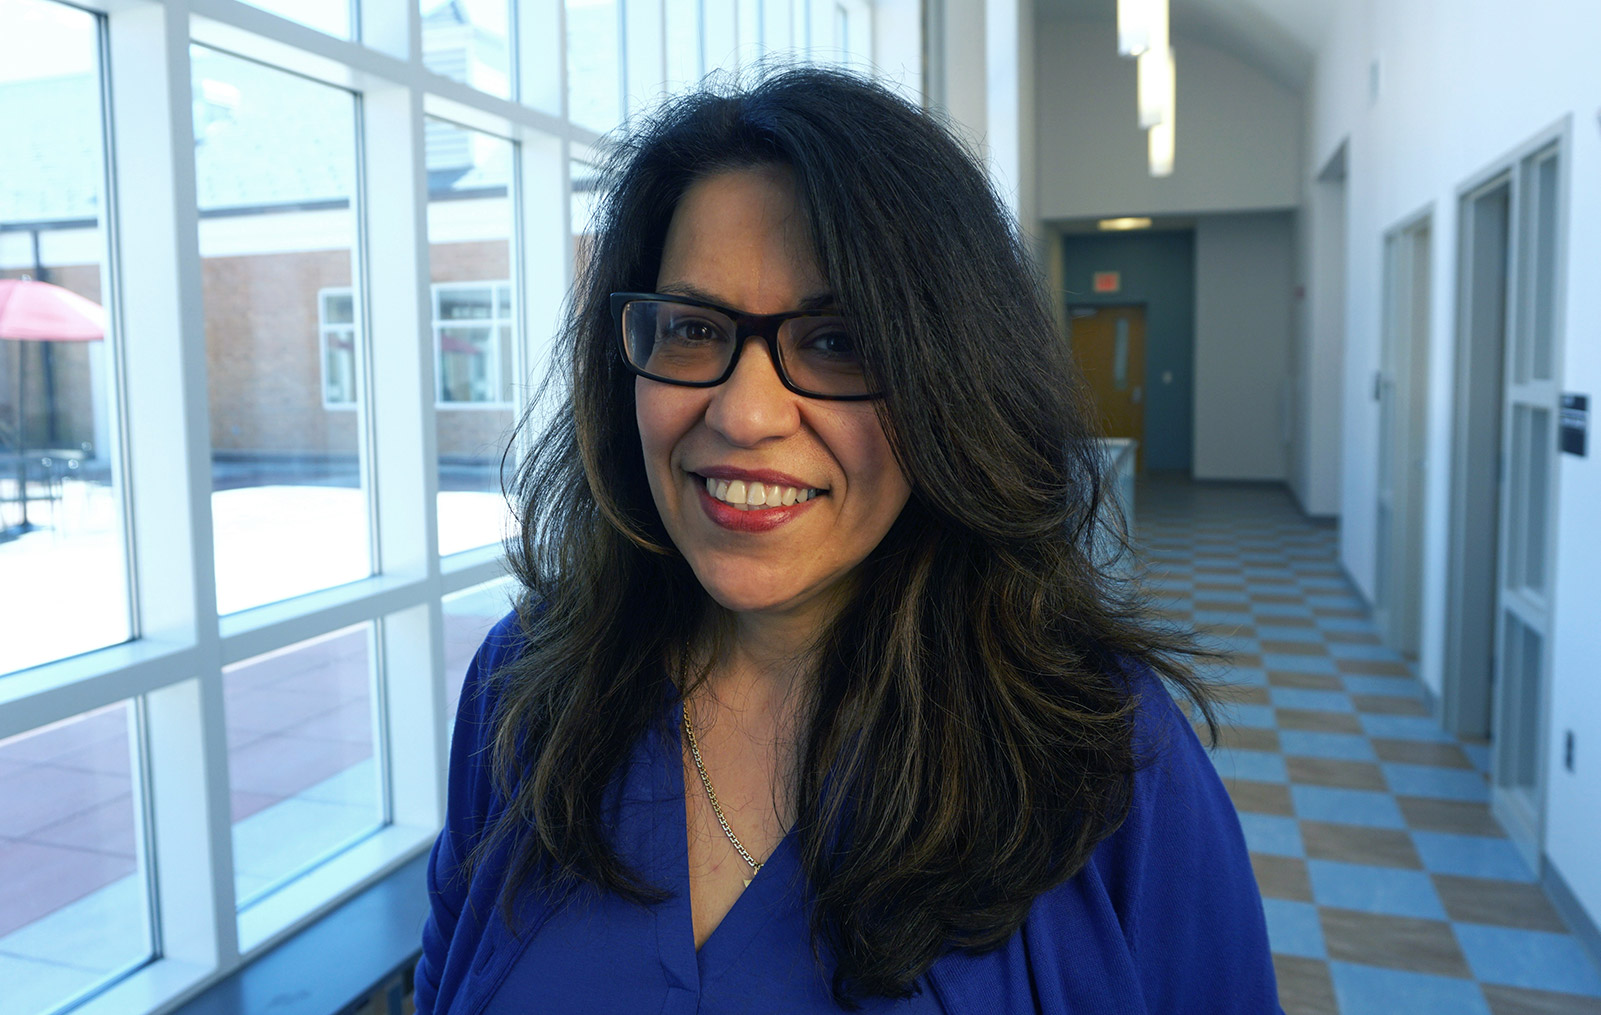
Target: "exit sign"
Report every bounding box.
[1093,271,1121,293]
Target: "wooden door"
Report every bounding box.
[1067,305,1147,470]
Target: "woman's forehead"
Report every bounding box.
[655,167,827,313]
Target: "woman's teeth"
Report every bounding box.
[704,476,820,510]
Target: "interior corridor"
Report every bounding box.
[1136,476,1601,1015]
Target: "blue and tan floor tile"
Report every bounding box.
[1135,477,1601,1015]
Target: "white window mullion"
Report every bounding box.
[362,80,448,832]
[104,0,236,992]
[503,129,568,605]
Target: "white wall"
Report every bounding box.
[1305,0,1601,933]
[1193,212,1294,481]
[1035,17,1300,220]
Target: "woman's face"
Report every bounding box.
[636,166,912,626]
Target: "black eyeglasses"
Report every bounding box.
[611,292,882,400]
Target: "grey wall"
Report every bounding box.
[1193,211,1295,480]
[1035,18,1301,221]
[1059,229,1194,473]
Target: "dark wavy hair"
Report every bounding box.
[469,66,1219,1007]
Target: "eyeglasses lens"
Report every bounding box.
[622,299,870,398]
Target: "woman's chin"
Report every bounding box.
[694,572,830,622]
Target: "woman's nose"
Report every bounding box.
[703,336,800,446]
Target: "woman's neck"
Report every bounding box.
[690,593,835,727]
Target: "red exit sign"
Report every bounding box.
[1092,271,1121,293]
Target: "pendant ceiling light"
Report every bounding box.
[1117,0,1168,57]
[1149,117,1175,177]
[1136,45,1175,128]
[1115,0,1175,177]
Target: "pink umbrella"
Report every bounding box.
[0,278,107,534]
[0,278,108,341]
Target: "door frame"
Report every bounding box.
[1443,118,1570,867]
[1375,205,1433,659]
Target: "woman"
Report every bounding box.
[416,68,1279,1013]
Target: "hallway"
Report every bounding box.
[1136,477,1601,1015]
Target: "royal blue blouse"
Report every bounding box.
[416,612,1282,1014]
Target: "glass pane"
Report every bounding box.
[224,624,381,908]
[428,119,517,556]
[0,704,152,1012]
[238,0,351,38]
[0,0,131,676]
[442,579,515,722]
[1528,153,1557,382]
[703,0,738,75]
[422,0,512,100]
[567,0,621,133]
[762,0,792,53]
[1522,407,1549,594]
[665,0,703,93]
[571,159,602,279]
[192,47,370,615]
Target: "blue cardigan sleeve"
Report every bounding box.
[1094,676,1281,1011]
[415,611,523,1014]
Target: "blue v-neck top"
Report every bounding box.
[416,613,1282,1014]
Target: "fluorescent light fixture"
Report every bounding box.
[1099,217,1154,231]
[1149,117,1175,177]
[1117,0,1149,56]
[1137,46,1175,128]
[1118,0,1168,57]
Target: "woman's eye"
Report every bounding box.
[663,318,723,344]
[804,328,860,360]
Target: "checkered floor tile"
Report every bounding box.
[1135,476,1601,1015]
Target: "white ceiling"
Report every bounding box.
[1037,0,1334,91]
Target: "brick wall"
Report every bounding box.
[7,237,533,463]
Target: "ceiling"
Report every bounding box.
[1037,0,1333,91]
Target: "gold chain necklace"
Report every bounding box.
[682,706,763,887]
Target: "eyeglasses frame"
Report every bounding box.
[610,291,882,401]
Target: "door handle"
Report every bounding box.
[1132,386,1143,404]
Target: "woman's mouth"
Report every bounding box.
[700,475,824,510]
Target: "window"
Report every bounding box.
[194,45,370,616]
[319,288,358,407]
[224,625,380,910]
[0,704,151,1015]
[435,283,515,405]
[0,0,130,677]
[421,0,511,99]
[318,281,518,408]
[238,0,351,39]
[567,0,622,132]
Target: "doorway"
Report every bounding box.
[1067,305,1147,470]
[1375,215,1431,659]
[1446,135,1567,868]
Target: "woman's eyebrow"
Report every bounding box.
[656,282,837,312]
